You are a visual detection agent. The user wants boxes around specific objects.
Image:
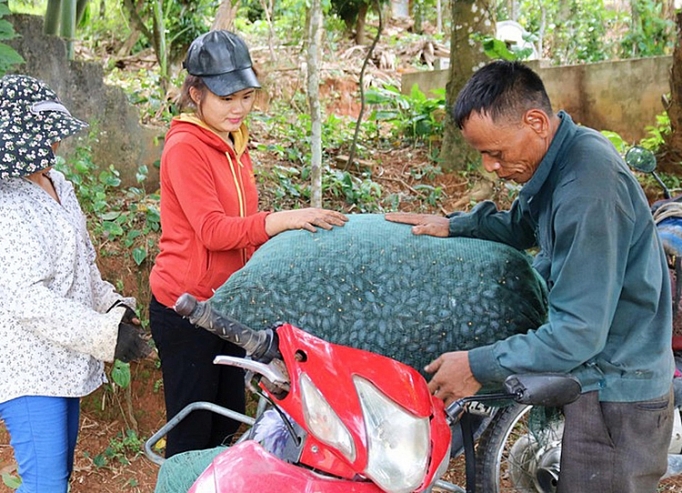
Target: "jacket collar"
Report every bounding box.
[173,113,250,157]
[520,110,576,199]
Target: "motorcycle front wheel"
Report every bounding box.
[475,404,564,493]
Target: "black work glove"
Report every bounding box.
[120,306,140,325]
[114,322,151,363]
[108,301,140,325]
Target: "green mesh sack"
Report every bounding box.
[154,446,227,493]
[210,214,548,374]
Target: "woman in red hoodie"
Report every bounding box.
[149,30,347,458]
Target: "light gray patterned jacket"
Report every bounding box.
[0,169,134,403]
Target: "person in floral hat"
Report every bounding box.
[0,74,150,493]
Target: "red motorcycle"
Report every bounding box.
[625,146,682,334]
[144,293,581,493]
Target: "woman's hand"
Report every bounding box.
[265,208,348,236]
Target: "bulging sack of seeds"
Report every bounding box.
[210,214,548,373]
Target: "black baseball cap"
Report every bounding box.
[183,30,261,97]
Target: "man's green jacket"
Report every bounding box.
[449,111,674,402]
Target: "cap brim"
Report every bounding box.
[47,113,89,143]
[201,67,261,97]
[0,111,89,179]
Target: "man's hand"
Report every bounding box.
[425,351,482,406]
[384,213,450,237]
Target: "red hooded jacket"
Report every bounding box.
[150,115,271,308]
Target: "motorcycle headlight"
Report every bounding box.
[355,376,430,493]
[300,372,356,462]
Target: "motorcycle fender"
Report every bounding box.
[188,441,384,493]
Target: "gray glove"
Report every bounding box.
[114,322,151,363]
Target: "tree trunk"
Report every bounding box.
[355,2,368,45]
[662,0,676,21]
[346,0,382,172]
[76,0,89,25]
[44,0,62,35]
[121,0,152,42]
[258,0,277,63]
[117,29,141,57]
[440,0,495,173]
[662,11,682,174]
[60,0,76,59]
[306,0,323,207]
[212,0,239,31]
[413,0,422,34]
[151,0,168,92]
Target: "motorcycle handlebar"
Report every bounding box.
[445,373,581,422]
[174,293,280,363]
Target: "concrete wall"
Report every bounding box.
[401,56,672,143]
[6,14,164,190]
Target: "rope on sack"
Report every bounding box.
[654,202,682,224]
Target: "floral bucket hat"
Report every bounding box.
[0,74,89,179]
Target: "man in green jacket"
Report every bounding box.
[386,60,674,492]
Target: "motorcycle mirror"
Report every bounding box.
[625,146,657,173]
[503,373,581,407]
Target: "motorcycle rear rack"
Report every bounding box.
[143,401,256,465]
